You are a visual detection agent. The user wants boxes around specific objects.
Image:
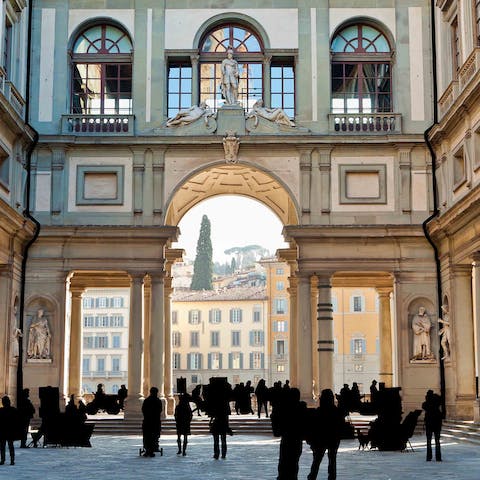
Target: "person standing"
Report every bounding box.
[254,379,269,418]
[17,388,35,448]
[305,389,345,480]
[0,396,19,465]
[117,384,128,410]
[175,394,193,456]
[422,389,442,462]
[142,387,162,457]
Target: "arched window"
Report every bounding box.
[331,24,392,114]
[71,24,133,115]
[199,24,263,111]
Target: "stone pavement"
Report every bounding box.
[0,434,478,480]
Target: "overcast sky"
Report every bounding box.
[173,196,289,264]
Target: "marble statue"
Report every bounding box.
[11,303,22,359]
[220,48,240,105]
[27,308,52,360]
[166,102,215,127]
[438,304,451,361]
[247,99,295,127]
[411,306,435,361]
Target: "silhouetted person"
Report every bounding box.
[369,380,378,408]
[191,385,203,416]
[337,384,352,415]
[244,380,254,414]
[350,382,362,412]
[422,389,442,461]
[283,380,291,391]
[65,395,78,416]
[17,388,35,448]
[142,387,162,457]
[276,387,306,480]
[207,378,233,459]
[232,383,242,414]
[117,385,128,410]
[255,379,269,418]
[305,389,345,480]
[269,381,283,417]
[0,396,19,465]
[175,394,193,456]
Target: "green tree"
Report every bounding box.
[190,215,213,290]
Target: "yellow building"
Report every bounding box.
[171,287,268,392]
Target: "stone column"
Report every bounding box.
[143,279,151,397]
[125,274,144,417]
[163,274,174,414]
[287,275,298,387]
[68,286,84,399]
[299,148,312,223]
[152,148,165,224]
[190,55,200,105]
[317,274,334,393]
[398,148,412,214]
[50,147,65,221]
[310,275,319,398]
[451,265,476,418]
[376,287,394,387]
[297,274,313,401]
[472,255,480,421]
[263,55,272,107]
[150,273,165,397]
[131,147,145,218]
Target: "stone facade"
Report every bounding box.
[8,1,479,418]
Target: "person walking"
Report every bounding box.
[17,388,35,448]
[141,387,162,457]
[0,396,20,465]
[175,394,193,456]
[422,389,442,462]
[305,389,345,480]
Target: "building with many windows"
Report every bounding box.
[171,287,268,392]
[81,289,129,395]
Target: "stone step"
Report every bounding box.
[439,420,480,446]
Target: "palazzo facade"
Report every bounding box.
[3,0,478,420]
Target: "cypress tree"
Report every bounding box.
[190,215,213,290]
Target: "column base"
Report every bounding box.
[124,394,144,420]
[165,395,175,416]
[474,399,480,423]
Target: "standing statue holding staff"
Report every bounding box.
[27,308,52,360]
[438,304,451,361]
[221,47,240,105]
[411,306,434,361]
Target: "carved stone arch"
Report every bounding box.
[164,161,300,227]
[192,12,271,50]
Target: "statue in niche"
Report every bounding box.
[166,102,215,127]
[220,47,240,105]
[246,99,295,127]
[11,303,22,359]
[438,304,451,361]
[27,308,52,360]
[411,306,435,361]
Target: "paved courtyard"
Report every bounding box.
[0,434,478,480]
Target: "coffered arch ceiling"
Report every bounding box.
[165,164,299,227]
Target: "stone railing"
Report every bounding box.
[0,67,26,118]
[328,112,402,133]
[62,114,134,135]
[439,48,480,117]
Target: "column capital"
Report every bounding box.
[376,286,393,297]
[149,271,165,284]
[472,252,480,264]
[450,264,472,277]
[70,286,85,298]
[129,272,146,284]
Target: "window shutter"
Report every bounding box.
[209,310,212,323]
[250,352,253,369]
[228,353,232,369]
[261,353,265,369]
[361,339,366,353]
[239,353,244,369]
[187,353,191,369]
[188,311,192,323]
[249,331,254,346]
[198,311,201,322]
[219,353,223,369]
[208,353,212,369]
[239,309,243,322]
[199,353,203,369]
[260,331,264,346]
[229,309,233,323]
[350,339,355,354]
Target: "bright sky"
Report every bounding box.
[173,196,289,264]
